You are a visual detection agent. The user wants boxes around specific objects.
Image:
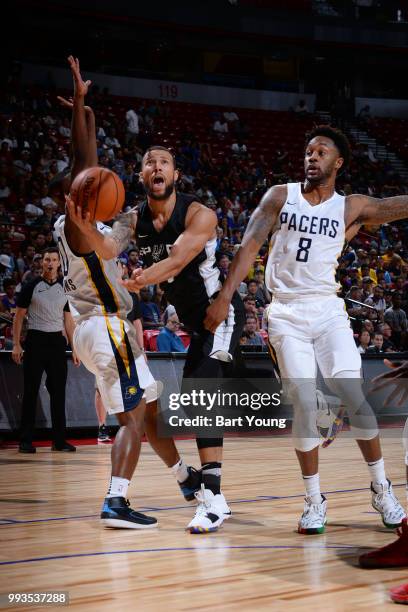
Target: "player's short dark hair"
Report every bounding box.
[142,145,176,167]
[306,125,351,169]
[42,247,60,257]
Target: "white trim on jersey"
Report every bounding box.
[198,236,222,299]
[210,300,236,361]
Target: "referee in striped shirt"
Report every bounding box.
[12,247,79,453]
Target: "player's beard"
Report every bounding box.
[305,165,334,185]
[144,180,175,201]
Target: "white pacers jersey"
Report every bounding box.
[54,215,132,322]
[265,182,345,297]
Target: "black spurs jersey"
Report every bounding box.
[136,193,221,328]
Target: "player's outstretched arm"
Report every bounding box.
[204,185,286,332]
[65,195,136,260]
[371,359,408,406]
[120,205,216,291]
[347,193,408,227]
[65,56,93,181]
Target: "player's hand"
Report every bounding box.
[65,194,93,236]
[119,268,145,292]
[370,359,408,406]
[204,294,230,332]
[72,350,81,367]
[67,55,92,98]
[57,95,93,116]
[12,344,24,365]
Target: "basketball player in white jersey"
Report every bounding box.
[205,125,407,534]
[53,57,200,529]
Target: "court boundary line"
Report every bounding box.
[0,483,404,527]
[0,544,362,567]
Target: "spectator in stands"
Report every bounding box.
[357,329,372,354]
[223,110,239,124]
[126,107,139,141]
[366,332,385,354]
[294,99,309,116]
[378,323,397,352]
[365,285,387,315]
[0,201,11,223]
[231,141,247,157]
[357,104,371,126]
[246,279,266,308]
[139,287,161,328]
[0,254,14,291]
[254,267,271,304]
[24,202,44,226]
[361,276,374,300]
[362,319,375,335]
[21,253,43,284]
[1,241,18,274]
[156,312,187,352]
[243,296,258,321]
[217,254,231,277]
[346,285,367,318]
[127,248,143,276]
[243,315,266,347]
[213,117,228,136]
[0,278,17,316]
[17,245,36,278]
[384,292,407,349]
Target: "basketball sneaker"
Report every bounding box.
[187,485,231,534]
[178,466,201,502]
[390,583,408,604]
[100,497,158,529]
[298,495,327,535]
[359,518,408,568]
[371,480,406,529]
[97,424,112,444]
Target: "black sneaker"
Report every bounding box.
[101,497,158,529]
[97,424,112,444]
[178,466,201,502]
[19,442,36,454]
[51,441,76,452]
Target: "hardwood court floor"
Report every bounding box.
[1,434,407,611]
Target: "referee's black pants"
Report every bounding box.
[20,330,68,446]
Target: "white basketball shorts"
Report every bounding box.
[74,316,160,415]
[267,294,361,379]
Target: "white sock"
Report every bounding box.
[303,473,322,504]
[171,458,189,483]
[368,457,387,491]
[107,476,130,499]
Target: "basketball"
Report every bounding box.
[69,167,125,222]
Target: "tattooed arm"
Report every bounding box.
[204,184,287,332]
[345,194,408,235]
[65,195,136,259]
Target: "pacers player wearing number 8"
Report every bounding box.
[205,125,407,534]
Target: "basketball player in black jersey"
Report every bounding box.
[69,144,245,533]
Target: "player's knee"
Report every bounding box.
[293,436,320,452]
[351,426,379,441]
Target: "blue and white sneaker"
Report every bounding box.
[178,467,201,502]
[101,497,158,529]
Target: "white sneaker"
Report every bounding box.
[371,479,407,529]
[187,485,231,534]
[298,495,327,534]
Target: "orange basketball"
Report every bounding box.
[69,167,125,222]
